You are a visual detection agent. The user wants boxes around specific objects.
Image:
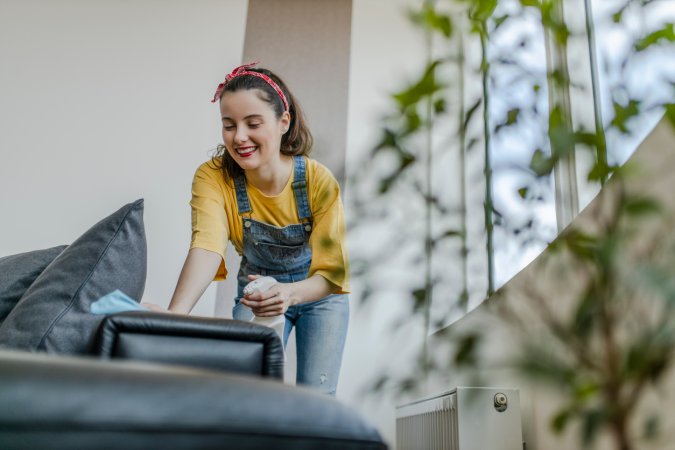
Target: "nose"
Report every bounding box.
[234,127,248,144]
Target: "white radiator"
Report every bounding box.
[396,387,523,450]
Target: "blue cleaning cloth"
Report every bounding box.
[90,289,148,314]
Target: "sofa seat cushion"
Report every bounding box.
[0,350,386,450]
[0,200,146,354]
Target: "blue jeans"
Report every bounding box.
[234,293,349,396]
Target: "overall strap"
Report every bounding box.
[233,173,252,215]
[292,156,312,221]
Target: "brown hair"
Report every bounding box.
[211,67,313,182]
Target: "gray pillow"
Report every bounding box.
[0,199,147,354]
[0,245,68,326]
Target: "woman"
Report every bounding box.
[167,62,349,396]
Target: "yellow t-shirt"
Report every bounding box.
[189,156,350,293]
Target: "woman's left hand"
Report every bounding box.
[240,275,295,317]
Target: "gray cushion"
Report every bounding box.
[0,245,68,326]
[0,200,147,354]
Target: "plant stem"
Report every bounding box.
[458,21,469,312]
[421,0,435,380]
[582,0,608,185]
[478,19,495,297]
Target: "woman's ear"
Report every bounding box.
[280,111,291,134]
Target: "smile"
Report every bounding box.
[236,146,258,157]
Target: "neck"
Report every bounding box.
[246,155,293,196]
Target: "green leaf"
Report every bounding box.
[466,137,480,151]
[530,148,555,176]
[610,99,641,134]
[665,103,675,128]
[506,108,520,125]
[493,15,508,30]
[454,332,481,366]
[574,131,599,147]
[587,161,619,182]
[518,187,528,199]
[402,109,423,136]
[635,23,675,52]
[611,2,628,24]
[516,344,576,385]
[549,105,575,158]
[412,287,428,313]
[551,409,572,434]
[560,229,598,259]
[612,10,622,23]
[623,329,672,381]
[572,291,600,338]
[392,60,446,111]
[463,98,482,132]
[622,197,661,216]
[494,108,521,133]
[378,150,416,194]
[540,1,570,46]
[470,0,498,22]
[434,98,446,114]
[440,229,463,239]
[520,0,540,7]
[410,3,453,38]
[574,380,600,400]
[458,289,469,310]
[373,128,398,153]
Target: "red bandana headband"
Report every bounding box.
[211,61,289,112]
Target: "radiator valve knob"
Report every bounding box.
[494,393,508,412]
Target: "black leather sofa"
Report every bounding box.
[0,200,386,449]
[0,311,386,449]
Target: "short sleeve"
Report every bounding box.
[189,163,229,280]
[307,161,350,293]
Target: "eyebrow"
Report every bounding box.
[221,114,264,122]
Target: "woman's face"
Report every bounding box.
[220,89,290,172]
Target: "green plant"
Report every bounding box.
[348,0,675,448]
[489,170,675,449]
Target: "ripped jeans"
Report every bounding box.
[234,293,349,396]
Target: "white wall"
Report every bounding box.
[0,0,248,316]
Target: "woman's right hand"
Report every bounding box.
[141,302,167,312]
[168,248,222,314]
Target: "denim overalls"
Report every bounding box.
[232,156,349,396]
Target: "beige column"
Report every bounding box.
[242,0,352,183]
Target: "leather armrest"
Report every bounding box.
[90,312,284,379]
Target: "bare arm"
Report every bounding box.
[240,274,337,317]
[167,248,222,314]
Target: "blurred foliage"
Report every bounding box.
[349,0,674,448]
[499,179,675,449]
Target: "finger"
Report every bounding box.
[245,290,279,302]
[253,305,284,315]
[240,298,260,308]
[141,302,165,312]
[254,311,284,317]
[257,297,284,309]
[247,274,262,281]
[243,297,281,310]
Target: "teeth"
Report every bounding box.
[237,147,257,155]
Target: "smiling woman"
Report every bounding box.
[165,62,351,397]
[219,90,292,187]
